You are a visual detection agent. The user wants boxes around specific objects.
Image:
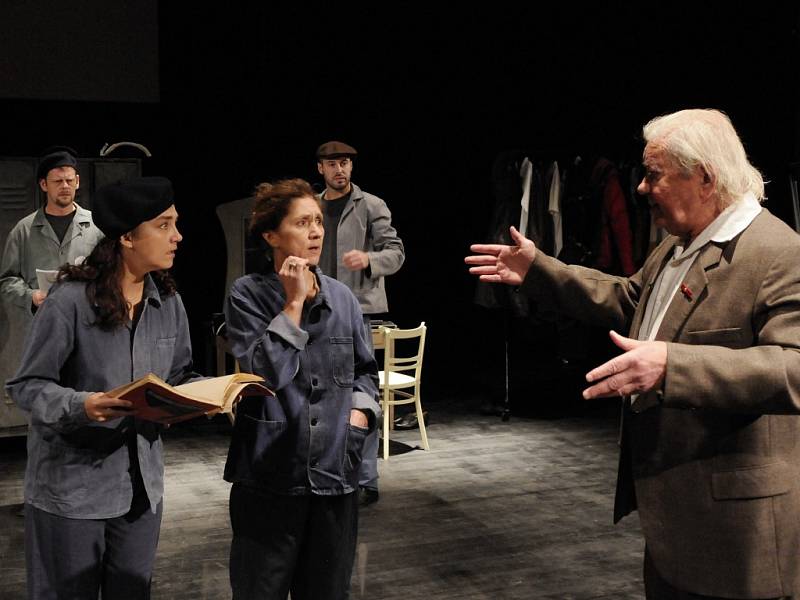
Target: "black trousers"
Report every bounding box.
[229,483,359,600]
[644,547,792,600]
[25,500,162,600]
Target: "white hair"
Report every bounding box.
[642,109,764,208]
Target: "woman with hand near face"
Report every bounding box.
[7,177,198,600]
[223,178,380,600]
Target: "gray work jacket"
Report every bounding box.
[0,204,103,314]
[318,183,404,314]
[6,276,197,518]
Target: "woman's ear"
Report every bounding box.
[119,231,134,249]
[262,231,278,248]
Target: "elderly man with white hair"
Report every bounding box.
[467,109,800,600]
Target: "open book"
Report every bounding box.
[107,373,273,425]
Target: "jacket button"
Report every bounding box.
[311,418,318,426]
[311,378,318,386]
[310,458,318,467]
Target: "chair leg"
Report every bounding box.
[415,393,429,451]
[383,396,390,460]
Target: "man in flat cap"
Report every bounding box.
[0,147,103,319]
[316,140,405,506]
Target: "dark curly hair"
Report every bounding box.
[249,178,319,259]
[58,237,177,330]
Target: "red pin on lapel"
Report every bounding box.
[680,283,693,300]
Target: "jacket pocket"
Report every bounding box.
[330,336,355,387]
[153,336,177,378]
[224,412,288,481]
[343,424,368,478]
[685,327,745,348]
[36,440,92,501]
[711,462,792,500]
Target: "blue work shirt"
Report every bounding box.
[6,275,197,518]
[223,267,380,495]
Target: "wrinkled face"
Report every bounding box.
[317,157,353,193]
[264,195,324,266]
[123,205,182,274]
[637,144,716,241]
[39,166,80,210]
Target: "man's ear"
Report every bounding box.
[699,166,716,200]
[74,174,80,191]
[38,179,47,193]
[316,162,324,176]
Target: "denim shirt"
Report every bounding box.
[223,268,380,495]
[6,275,196,518]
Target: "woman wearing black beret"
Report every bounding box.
[7,177,199,599]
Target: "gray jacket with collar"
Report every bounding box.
[0,204,103,315]
[7,276,197,518]
[318,183,404,314]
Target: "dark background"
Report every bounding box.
[2,3,799,413]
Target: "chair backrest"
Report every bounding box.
[381,322,426,383]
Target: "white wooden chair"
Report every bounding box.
[379,322,428,460]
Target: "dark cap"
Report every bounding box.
[316,140,357,160]
[93,177,174,239]
[37,146,79,181]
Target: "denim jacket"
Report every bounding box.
[6,276,196,518]
[223,268,380,495]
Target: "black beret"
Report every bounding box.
[316,140,357,159]
[93,177,174,239]
[37,146,79,181]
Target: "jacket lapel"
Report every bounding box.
[654,242,724,342]
[64,206,91,244]
[339,184,361,224]
[629,239,677,340]
[32,209,60,246]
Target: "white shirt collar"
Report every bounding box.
[672,192,762,263]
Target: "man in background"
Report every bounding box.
[316,140,405,506]
[0,146,103,318]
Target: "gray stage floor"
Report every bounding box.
[0,401,644,599]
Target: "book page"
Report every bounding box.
[174,373,266,404]
[222,373,269,396]
[36,269,59,293]
[174,375,238,403]
[107,373,163,398]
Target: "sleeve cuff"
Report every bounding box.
[352,390,381,430]
[266,311,309,350]
[67,392,93,428]
[365,252,378,278]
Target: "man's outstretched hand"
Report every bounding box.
[465,226,537,286]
